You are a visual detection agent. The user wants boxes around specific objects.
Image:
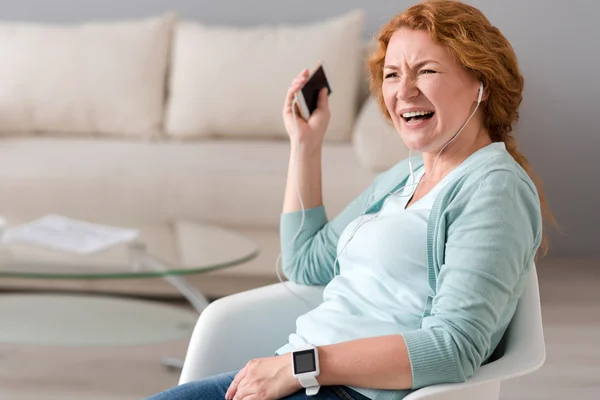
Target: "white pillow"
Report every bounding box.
[165,10,366,142]
[352,96,410,172]
[0,14,177,138]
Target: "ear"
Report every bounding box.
[476,82,483,103]
[477,81,489,102]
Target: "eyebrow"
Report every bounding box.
[383,59,440,70]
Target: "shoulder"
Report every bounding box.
[441,150,543,246]
[465,151,540,203]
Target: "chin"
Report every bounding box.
[398,133,434,153]
[393,120,440,153]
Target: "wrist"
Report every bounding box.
[291,345,321,395]
[310,345,334,386]
[279,355,303,391]
[290,142,323,160]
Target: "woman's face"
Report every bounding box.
[382,28,483,153]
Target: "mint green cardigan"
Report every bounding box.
[279,143,542,398]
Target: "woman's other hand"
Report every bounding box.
[225,355,302,400]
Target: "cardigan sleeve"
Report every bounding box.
[400,170,543,388]
[279,160,410,286]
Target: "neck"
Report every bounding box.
[421,127,492,182]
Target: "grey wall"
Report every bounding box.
[1,0,598,259]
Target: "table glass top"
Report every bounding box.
[0,218,259,279]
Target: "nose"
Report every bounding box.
[396,76,420,101]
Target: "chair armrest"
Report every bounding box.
[179,281,325,384]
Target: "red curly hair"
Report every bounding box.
[368,0,556,255]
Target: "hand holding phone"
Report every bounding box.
[294,63,332,120]
[283,64,332,147]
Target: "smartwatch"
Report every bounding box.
[291,344,320,395]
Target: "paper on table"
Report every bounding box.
[3,215,140,254]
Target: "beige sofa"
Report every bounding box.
[0,11,408,298]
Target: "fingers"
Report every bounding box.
[284,71,307,111]
[232,379,253,400]
[283,69,309,114]
[315,87,330,113]
[226,368,247,400]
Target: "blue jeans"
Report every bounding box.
[146,370,371,400]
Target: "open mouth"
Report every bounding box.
[402,111,435,123]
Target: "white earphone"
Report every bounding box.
[477,81,484,104]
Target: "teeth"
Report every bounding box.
[402,111,433,118]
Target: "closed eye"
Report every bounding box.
[421,69,437,75]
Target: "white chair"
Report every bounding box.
[179,267,546,399]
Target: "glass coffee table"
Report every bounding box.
[0,218,259,367]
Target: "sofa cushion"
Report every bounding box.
[0,14,176,138]
[352,96,410,172]
[165,10,365,143]
[0,138,378,227]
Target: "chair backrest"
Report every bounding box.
[497,264,546,377]
[461,264,546,383]
[404,266,546,400]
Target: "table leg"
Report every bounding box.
[129,245,208,370]
[161,356,186,371]
[150,261,210,314]
[130,244,210,314]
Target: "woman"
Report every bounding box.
[148,1,555,399]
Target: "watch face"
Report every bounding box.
[293,349,316,374]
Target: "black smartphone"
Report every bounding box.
[295,63,332,120]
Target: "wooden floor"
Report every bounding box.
[0,259,598,400]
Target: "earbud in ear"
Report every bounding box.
[477,82,484,104]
